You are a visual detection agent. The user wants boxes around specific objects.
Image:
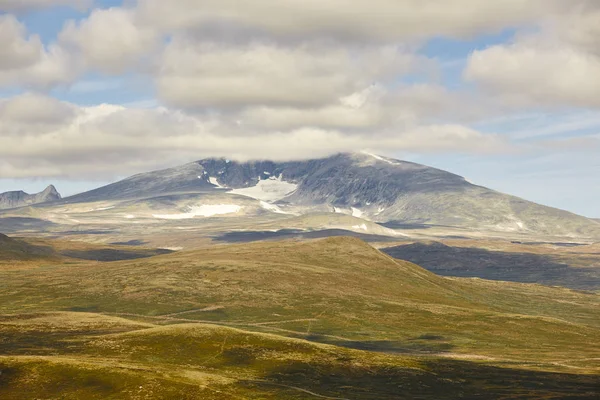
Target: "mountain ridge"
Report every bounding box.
[58,152,599,239]
[0,185,61,210]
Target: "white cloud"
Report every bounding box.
[59,7,159,74]
[156,40,429,109]
[0,0,89,13]
[0,92,76,125]
[136,0,565,42]
[464,6,600,109]
[553,5,600,56]
[236,84,474,131]
[0,16,79,88]
[2,0,598,185]
[465,42,600,109]
[0,15,43,69]
[0,95,508,179]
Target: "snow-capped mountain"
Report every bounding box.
[61,153,600,238]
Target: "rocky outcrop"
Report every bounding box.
[0,185,61,210]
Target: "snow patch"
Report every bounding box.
[124,215,136,219]
[161,247,183,251]
[361,151,399,165]
[230,175,297,202]
[351,207,364,218]
[153,204,242,219]
[352,224,368,231]
[260,201,288,214]
[86,206,115,212]
[209,177,226,188]
[95,206,115,211]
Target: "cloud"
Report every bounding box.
[156,40,429,109]
[136,0,565,42]
[1,0,598,185]
[59,7,159,74]
[0,92,77,125]
[0,95,508,179]
[0,16,79,88]
[0,0,90,13]
[553,4,600,56]
[0,15,44,69]
[465,41,600,109]
[464,7,600,109]
[235,84,481,131]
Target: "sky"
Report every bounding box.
[0,0,599,218]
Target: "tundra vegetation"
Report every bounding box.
[0,234,598,399]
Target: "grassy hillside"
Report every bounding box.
[0,237,598,398]
[0,233,56,260]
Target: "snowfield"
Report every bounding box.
[260,201,288,214]
[209,177,227,188]
[230,175,297,202]
[362,151,400,166]
[153,204,242,219]
[352,224,368,231]
[351,207,364,218]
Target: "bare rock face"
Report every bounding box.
[62,152,600,239]
[0,185,61,210]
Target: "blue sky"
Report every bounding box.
[0,0,599,217]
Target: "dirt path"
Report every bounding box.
[245,379,351,400]
[101,312,352,342]
[159,306,225,317]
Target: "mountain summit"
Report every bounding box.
[0,185,61,210]
[62,153,599,239]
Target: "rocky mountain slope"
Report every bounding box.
[61,153,600,239]
[0,185,61,210]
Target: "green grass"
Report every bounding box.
[0,237,599,398]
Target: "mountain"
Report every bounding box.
[62,152,598,238]
[0,185,61,210]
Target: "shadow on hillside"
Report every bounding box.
[213,229,398,243]
[109,240,148,246]
[0,217,58,233]
[381,221,434,230]
[60,248,173,262]
[303,334,454,354]
[382,242,600,290]
[58,229,116,236]
[0,234,55,260]
[244,358,600,399]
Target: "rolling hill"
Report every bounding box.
[0,237,598,398]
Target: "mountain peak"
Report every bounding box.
[42,185,61,197]
[0,185,61,210]
[59,154,599,239]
